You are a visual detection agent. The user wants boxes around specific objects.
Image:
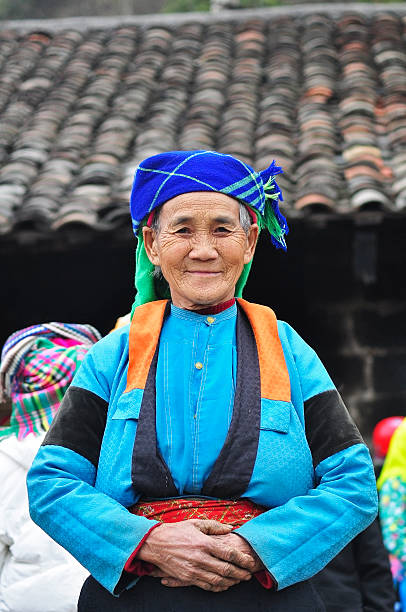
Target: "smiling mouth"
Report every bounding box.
[186,271,221,276]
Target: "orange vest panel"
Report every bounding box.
[126,298,291,403]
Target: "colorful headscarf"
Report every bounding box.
[129,150,288,308]
[0,322,101,440]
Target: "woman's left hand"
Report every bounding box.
[153,532,264,588]
[213,533,264,572]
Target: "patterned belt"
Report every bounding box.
[129,497,266,527]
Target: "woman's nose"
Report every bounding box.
[188,234,218,260]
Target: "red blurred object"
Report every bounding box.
[372,417,404,459]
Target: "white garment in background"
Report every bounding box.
[0,433,88,612]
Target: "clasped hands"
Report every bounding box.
[136,519,264,592]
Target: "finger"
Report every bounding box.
[162,580,230,592]
[150,569,169,578]
[208,541,257,572]
[190,565,245,588]
[162,565,243,589]
[161,578,190,587]
[192,520,233,535]
[191,541,253,580]
[183,546,252,581]
[207,557,252,581]
[191,578,234,593]
[162,575,237,591]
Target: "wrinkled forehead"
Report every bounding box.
[157,191,242,224]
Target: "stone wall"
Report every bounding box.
[304,298,406,442]
[264,214,406,443]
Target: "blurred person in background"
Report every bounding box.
[0,322,100,612]
[373,417,404,479]
[377,417,406,610]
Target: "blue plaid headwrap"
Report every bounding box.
[130,150,288,308]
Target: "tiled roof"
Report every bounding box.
[0,7,406,241]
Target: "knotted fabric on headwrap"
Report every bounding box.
[130,150,288,308]
[0,322,101,440]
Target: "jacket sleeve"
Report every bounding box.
[26,331,159,596]
[235,322,378,590]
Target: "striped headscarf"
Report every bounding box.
[129,150,288,308]
[0,322,101,440]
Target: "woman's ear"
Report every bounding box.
[243,223,259,264]
[142,226,161,266]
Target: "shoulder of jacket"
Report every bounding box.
[89,323,130,355]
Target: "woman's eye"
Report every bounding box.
[214,226,230,233]
[175,227,191,234]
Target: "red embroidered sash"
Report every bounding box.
[129,497,266,527]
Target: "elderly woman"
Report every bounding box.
[27,151,377,612]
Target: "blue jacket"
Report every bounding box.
[27,299,377,595]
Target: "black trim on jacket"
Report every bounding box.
[42,385,108,468]
[304,389,364,468]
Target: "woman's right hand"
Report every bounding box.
[137,519,256,592]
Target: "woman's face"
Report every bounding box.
[143,192,258,310]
